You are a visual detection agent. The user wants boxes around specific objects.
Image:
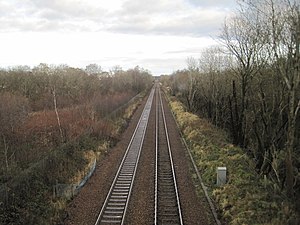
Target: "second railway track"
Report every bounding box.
[155,85,183,225]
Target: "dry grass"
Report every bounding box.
[69,150,96,184]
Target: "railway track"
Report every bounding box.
[94,84,183,225]
[94,87,155,225]
[155,85,183,225]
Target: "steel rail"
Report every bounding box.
[155,85,184,225]
[94,87,155,225]
[154,83,159,225]
[163,91,221,225]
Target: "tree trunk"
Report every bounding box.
[285,89,296,197]
[3,135,9,172]
[284,10,299,196]
[232,80,241,145]
[52,87,64,142]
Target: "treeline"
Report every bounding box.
[0,63,153,224]
[0,64,151,111]
[162,0,299,201]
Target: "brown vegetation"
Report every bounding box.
[0,64,153,224]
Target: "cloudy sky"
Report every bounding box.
[0,0,236,75]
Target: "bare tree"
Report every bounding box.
[222,0,299,196]
[198,46,232,126]
[265,0,299,196]
[185,57,200,112]
[85,63,102,76]
[219,3,267,147]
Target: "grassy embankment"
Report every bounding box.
[168,96,299,225]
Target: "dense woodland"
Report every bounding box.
[162,0,299,203]
[0,63,152,224]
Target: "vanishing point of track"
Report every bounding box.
[94,83,183,225]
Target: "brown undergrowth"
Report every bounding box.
[0,91,146,225]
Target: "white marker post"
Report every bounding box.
[217,167,227,186]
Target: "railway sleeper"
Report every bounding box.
[109,199,127,202]
[159,202,177,208]
[159,162,171,164]
[100,219,121,224]
[106,206,124,210]
[120,170,134,173]
[160,208,178,214]
[115,181,131,185]
[159,181,173,184]
[110,195,127,199]
[115,183,130,186]
[102,215,122,219]
[159,177,173,180]
[159,202,177,207]
[113,189,129,192]
[113,186,130,189]
[159,172,173,176]
[160,213,180,217]
[159,193,176,198]
[160,195,177,200]
[158,187,175,192]
[160,218,181,224]
[159,182,174,186]
[118,177,132,181]
[160,212,179,217]
[111,192,128,195]
[104,210,123,215]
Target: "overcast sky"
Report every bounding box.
[0,0,236,75]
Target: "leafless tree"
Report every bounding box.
[219,2,268,147]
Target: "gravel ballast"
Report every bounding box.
[65,89,212,224]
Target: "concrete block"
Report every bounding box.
[217,167,227,186]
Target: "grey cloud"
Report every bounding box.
[104,0,231,37]
[155,16,222,36]
[108,8,225,37]
[31,1,108,28]
[30,0,99,19]
[0,2,11,18]
[120,0,181,15]
[0,0,107,32]
[36,8,68,21]
[0,0,234,37]
[187,0,236,8]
